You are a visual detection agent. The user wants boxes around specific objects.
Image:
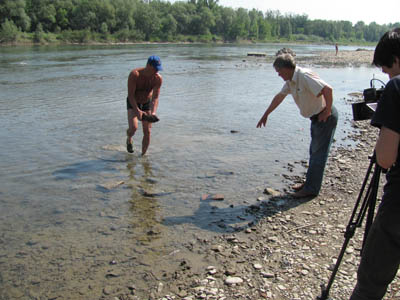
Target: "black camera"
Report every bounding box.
[352,78,385,121]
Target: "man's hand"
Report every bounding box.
[257,115,268,128]
[318,86,333,122]
[318,107,331,122]
[137,109,144,121]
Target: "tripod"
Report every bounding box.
[318,153,383,300]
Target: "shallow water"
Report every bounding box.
[0,43,387,298]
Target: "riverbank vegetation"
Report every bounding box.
[1,0,399,45]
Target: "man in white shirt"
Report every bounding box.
[257,53,338,198]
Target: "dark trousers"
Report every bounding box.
[304,106,338,195]
[350,185,400,300]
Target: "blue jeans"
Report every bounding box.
[303,106,338,195]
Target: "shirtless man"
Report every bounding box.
[126,55,163,155]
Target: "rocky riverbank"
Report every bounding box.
[93,49,400,300]
[102,113,399,299]
[299,49,374,68]
[2,48,389,300]
[273,48,375,68]
[130,119,397,300]
[243,48,374,69]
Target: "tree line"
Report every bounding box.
[1,0,399,44]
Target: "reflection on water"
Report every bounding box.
[127,158,163,244]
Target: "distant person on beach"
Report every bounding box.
[126,55,163,155]
[350,28,400,300]
[335,43,339,56]
[256,52,338,198]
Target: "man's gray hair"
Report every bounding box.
[273,53,296,70]
[275,47,296,57]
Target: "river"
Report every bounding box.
[0,43,386,299]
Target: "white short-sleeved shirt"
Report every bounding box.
[279,66,331,118]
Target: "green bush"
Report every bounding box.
[0,19,21,43]
[34,23,45,43]
[59,29,92,43]
[198,33,213,43]
[113,28,145,42]
[293,34,308,41]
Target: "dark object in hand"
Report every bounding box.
[142,114,160,123]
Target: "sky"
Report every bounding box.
[170,0,399,26]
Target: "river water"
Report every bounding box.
[0,43,386,299]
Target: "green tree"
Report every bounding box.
[195,0,219,9]
[34,22,44,42]
[161,14,177,39]
[39,3,57,31]
[171,1,196,35]
[56,7,69,29]
[280,17,292,39]
[214,6,234,40]
[0,0,30,31]
[0,0,393,44]
[113,0,137,31]
[265,10,281,38]
[230,8,250,40]
[258,15,272,40]
[0,18,20,42]
[341,21,353,39]
[69,0,94,30]
[134,3,161,40]
[189,6,214,35]
[291,14,307,34]
[354,21,365,40]
[95,0,116,32]
[26,0,57,31]
[248,9,259,40]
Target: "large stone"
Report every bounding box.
[264,188,281,197]
[225,276,243,285]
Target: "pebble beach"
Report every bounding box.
[4,48,399,300]
[139,49,400,300]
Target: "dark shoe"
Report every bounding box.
[292,182,305,191]
[142,114,159,123]
[291,189,317,199]
[126,140,133,153]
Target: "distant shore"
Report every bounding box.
[1,40,375,69]
[299,49,374,67]
[258,48,374,68]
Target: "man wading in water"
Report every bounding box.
[126,55,163,155]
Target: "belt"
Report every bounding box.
[310,110,323,121]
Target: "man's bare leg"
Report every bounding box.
[127,109,138,153]
[141,120,152,155]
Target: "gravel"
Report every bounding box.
[98,49,400,300]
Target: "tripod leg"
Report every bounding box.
[317,156,380,300]
[361,164,381,255]
[318,233,353,300]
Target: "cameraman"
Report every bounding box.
[350,28,400,300]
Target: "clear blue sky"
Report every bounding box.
[169,0,399,26]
